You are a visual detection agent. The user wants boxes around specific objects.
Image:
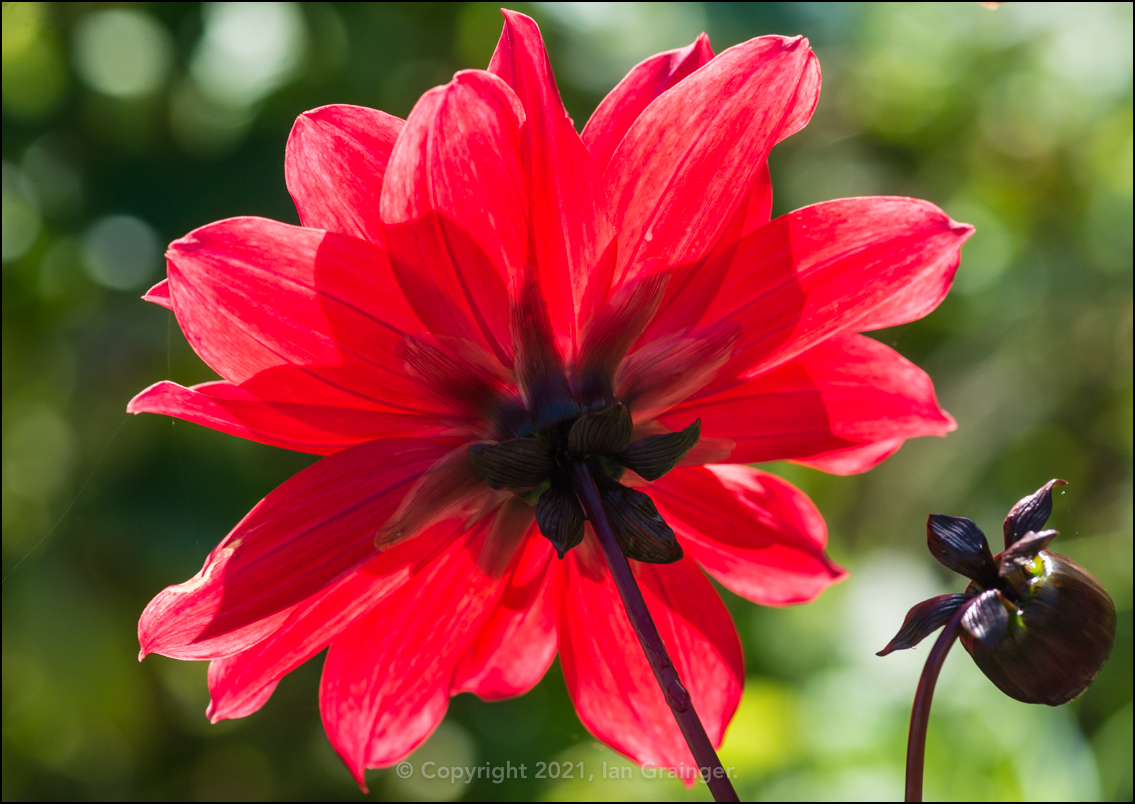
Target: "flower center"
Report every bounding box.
[468,401,700,563]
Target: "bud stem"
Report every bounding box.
[905,600,971,802]
[568,459,739,803]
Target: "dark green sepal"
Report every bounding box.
[877,593,971,656]
[1002,479,1065,549]
[468,438,553,490]
[567,403,633,455]
[535,480,585,558]
[961,588,1010,648]
[600,481,683,564]
[614,418,700,481]
[926,514,998,588]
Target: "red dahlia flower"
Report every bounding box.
[131,11,970,788]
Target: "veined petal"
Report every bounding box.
[650,465,846,606]
[207,523,458,722]
[452,533,561,699]
[381,70,527,365]
[617,322,738,416]
[559,540,743,780]
[320,521,514,788]
[285,105,404,246]
[397,334,522,433]
[582,34,714,175]
[607,36,819,288]
[572,272,667,407]
[377,444,489,549]
[129,380,441,455]
[637,168,767,342]
[661,333,955,467]
[165,217,436,414]
[138,438,451,660]
[489,10,615,347]
[697,197,972,388]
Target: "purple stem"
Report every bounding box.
[905,601,971,802]
[568,460,739,803]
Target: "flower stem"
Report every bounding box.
[568,460,739,803]
[905,601,971,802]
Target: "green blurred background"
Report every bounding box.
[2,2,1131,800]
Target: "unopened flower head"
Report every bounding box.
[880,480,1116,706]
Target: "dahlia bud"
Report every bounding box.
[884,481,1118,802]
[880,480,1116,705]
[961,549,1116,705]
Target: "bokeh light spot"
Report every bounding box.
[2,406,75,502]
[2,161,42,264]
[81,215,161,291]
[388,720,477,801]
[72,9,172,99]
[189,2,308,109]
[533,2,706,94]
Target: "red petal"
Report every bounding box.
[742,160,774,236]
[651,465,846,606]
[206,522,458,723]
[701,197,974,385]
[142,278,172,309]
[452,533,561,699]
[284,105,404,246]
[319,521,514,787]
[207,664,278,722]
[572,271,667,406]
[582,33,714,175]
[397,334,521,430]
[794,438,904,475]
[775,46,821,144]
[617,323,737,415]
[662,333,955,465]
[128,380,440,455]
[607,36,819,288]
[489,10,615,347]
[138,438,451,660]
[165,217,436,414]
[629,160,771,341]
[381,70,526,365]
[376,444,489,549]
[477,495,537,578]
[559,538,743,779]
